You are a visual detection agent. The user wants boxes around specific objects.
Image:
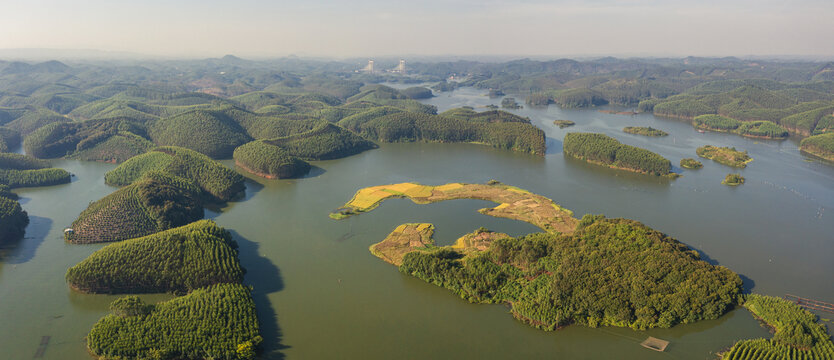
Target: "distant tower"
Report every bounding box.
[396,59,406,74]
[362,60,375,74]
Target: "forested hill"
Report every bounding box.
[1,56,832,167]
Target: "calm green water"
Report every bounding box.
[1,86,832,359]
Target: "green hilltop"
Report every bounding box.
[87,284,261,360]
[0,152,71,188]
[65,171,204,244]
[66,220,245,294]
[105,146,245,202]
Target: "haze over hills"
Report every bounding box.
[1,0,834,357]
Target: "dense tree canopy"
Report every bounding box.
[105,146,245,202]
[563,132,672,175]
[399,216,742,331]
[66,220,245,294]
[87,284,262,360]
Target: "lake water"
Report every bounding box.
[1,86,832,359]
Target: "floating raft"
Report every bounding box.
[640,336,669,352]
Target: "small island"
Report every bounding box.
[331,181,577,233]
[599,110,637,115]
[501,97,522,109]
[799,132,834,162]
[623,126,668,137]
[697,145,753,168]
[693,115,789,139]
[722,173,745,186]
[553,120,575,128]
[721,294,834,359]
[563,132,676,177]
[680,158,703,169]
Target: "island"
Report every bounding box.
[335,182,743,333]
[722,173,745,186]
[333,183,742,332]
[680,158,703,169]
[330,181,578,233]
[501,97,522,109]
[553,120,575,128]
[799,132,834,162]
[87,283,261,360]
[66,220,244,294]
[563,132,676,177]
[692,115,789,139]
[721,294,834,359]
[68,220,263,359]
[623,126,668,137]
[697,145,753,168]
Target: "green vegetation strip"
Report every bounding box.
[721,294,834,359]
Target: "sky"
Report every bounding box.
[1,0,832,59]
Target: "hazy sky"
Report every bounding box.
[2,0,832,58]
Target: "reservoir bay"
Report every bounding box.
[1,86,832,359]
